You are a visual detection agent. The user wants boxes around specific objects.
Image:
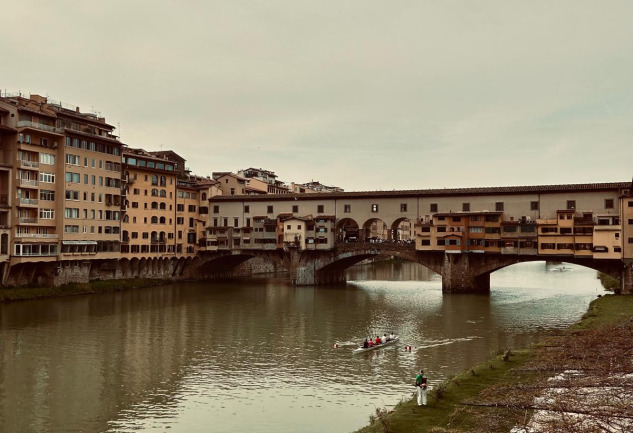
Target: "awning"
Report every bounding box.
[61,240,98,245]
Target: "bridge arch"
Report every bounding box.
[390,217,414,242]
[336,218,360,242]
[362,218,390,241]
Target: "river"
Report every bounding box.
[0,261,605,433]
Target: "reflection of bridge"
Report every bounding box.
[197,241,625,294]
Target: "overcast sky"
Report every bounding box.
[2,1,632,191]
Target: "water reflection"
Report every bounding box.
[0,261,603,433]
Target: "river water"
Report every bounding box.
[0,261,605,433]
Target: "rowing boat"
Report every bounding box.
[352,336,400,354]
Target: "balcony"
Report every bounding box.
[19,179,39,187]
[18,159,39,169]
[18,217,38,224]
[19,197,38,206]
[17,120,60,134]
[14,233,59,239]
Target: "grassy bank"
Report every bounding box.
[355,294,633,433]
[0,278,168,302]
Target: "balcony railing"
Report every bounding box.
[18,179,39,187]
[14,233,59,239]
[19,198,38,206]
[18,217,38,224]
[18,159,39,169]
[17,120,57,133]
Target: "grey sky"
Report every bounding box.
[3,1,632,191]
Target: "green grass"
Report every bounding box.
[355,350,532,433]
[572,293,633,331]
[0,278,167,302]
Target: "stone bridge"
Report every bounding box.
[195,243,628,294]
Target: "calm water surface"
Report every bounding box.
[0,261,605,433]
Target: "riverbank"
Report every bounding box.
[0,278,169,302]
[355,294,633,433]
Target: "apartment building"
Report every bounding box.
[121,148,179,257]
[120,147,217,263]
[0,93,123,285]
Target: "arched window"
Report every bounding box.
[151,202,158,210]
[151,216,158,224]
[159,203,166,210]
[123,215,130,223]
[151,231,158,242]
[160,176,166,187]
[151,175,158,186]
[159,216,166,224]
[159,231,166,242]
[151,188,158,196]
[160,189,166,198]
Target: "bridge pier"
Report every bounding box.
[621,262,633,295]
[441,254,491,294]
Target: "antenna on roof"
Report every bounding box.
[118,122,121,141]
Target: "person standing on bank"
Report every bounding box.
[415,369,428,406]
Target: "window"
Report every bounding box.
[462,203,470,212]
[530,201,539,211]
[65,190,80,200]
[400,203,407,212]
[495,202,504,212]
[40,172,55,183]
[344,204,351,213]
[40,153,56,165]
[213,205,219,213]
[605,199,614,209]
[244,205,249,213]
[430,203,438,213]
[267,205,273,214]
[65,154,80,165]
[292,205,299,213]
[234,218,239,227]
[188,205,196,212]
[39,209,54,219]
[371,204,378,213]
[64,208,79,218]
[317,205,324,213]
[567,200,576,210]
[470,227,483,233]
[40,190,55,201]
[65,172,79,183]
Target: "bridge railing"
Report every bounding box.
[335,240,416,251]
